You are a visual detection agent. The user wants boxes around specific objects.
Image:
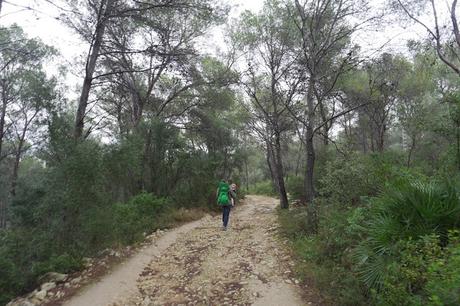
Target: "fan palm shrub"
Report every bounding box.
[355,178,460,291]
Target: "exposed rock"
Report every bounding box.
[34,290,47,300]
[6,298,36,306]
[70,276,82,284]
[142,296,151,306]
[41,282,56,291]
[39,272,68,284]
[83,257,93,267]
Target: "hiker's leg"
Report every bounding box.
[223,206,230,227]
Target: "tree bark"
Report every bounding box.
[266,140,279,194]
[407,135,416,168]
[0,80,6,159]
[74,0,115,139]
[10,135,25,197]
[0,199,5,228]
[304,81,318,232]
[274,131,289,209]
[457,124,460,171]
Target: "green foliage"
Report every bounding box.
[113,193,170,244]
[285,175,304,201]
[425,232,460,306]
[318,152,417,205]
[249,180,277,196]
[278,206,369,305]
[281,157,460,306]
[0,254,22,306]
[356,178,460,291]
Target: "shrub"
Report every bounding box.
[249,180,277,196]
[356,178,460,292]
[278,206,369,305]
[0,255,22,306]
[319,152,420,206]
[425,231,460,306]
[113,193,171,244]
[285,175,304,201]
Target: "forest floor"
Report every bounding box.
[63,195,323,306]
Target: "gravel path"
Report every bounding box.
[65,195,316,306]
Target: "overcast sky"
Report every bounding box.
[0,0,435,90]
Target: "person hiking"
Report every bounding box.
[230,183,237,206]
[216,179,234,231]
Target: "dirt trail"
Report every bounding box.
[65,195,317,306]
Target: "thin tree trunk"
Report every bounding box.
[304,82,318,233]
[407,136,416,168]
[457,125,460,171]
[74,0,114,139]
[245,155,249,191]
[266,141,279,193]
[274,132,289,209]
[10,136,25,197]
[0,81,7,229]
[0,199,5,228]
[0,80,7,159]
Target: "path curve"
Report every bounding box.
[64,220,203,306]
[65,195,312,306]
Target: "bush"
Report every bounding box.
[426,232,460,306]
[113,193,171,244]
[355,178,460,290]
[278,206,369,305]
[319,152,420,206]
[0,255,22,306]
[285,175,304,201]
[249,180,277,196]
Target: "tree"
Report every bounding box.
[0,25,56,228]
[289,0,372,231]
[60,0,227,139]
[393,0,460,77]
[233,1,301,209]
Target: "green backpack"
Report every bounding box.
[217,181,230,205]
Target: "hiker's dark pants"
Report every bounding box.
[222,205,231,227]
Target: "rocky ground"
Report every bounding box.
[116,195,321,306]
[8,195,323,306]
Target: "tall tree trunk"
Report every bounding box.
[74,0,114,139]
[0,199,5,228]
[457,124,460,171]
[304,82,318,233]
[0,80,7,229]
[407,135,416,168]
[377,124,385,152]
[0,80,7,159]
[10,137,25,197]
[266,141,279,194]
[274,132,289,209]
[245,155,249,191]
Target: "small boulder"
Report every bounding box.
[34,290,47,300]
[70,276,82,284]
[41,282,56,291]
[39,272,68,284]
